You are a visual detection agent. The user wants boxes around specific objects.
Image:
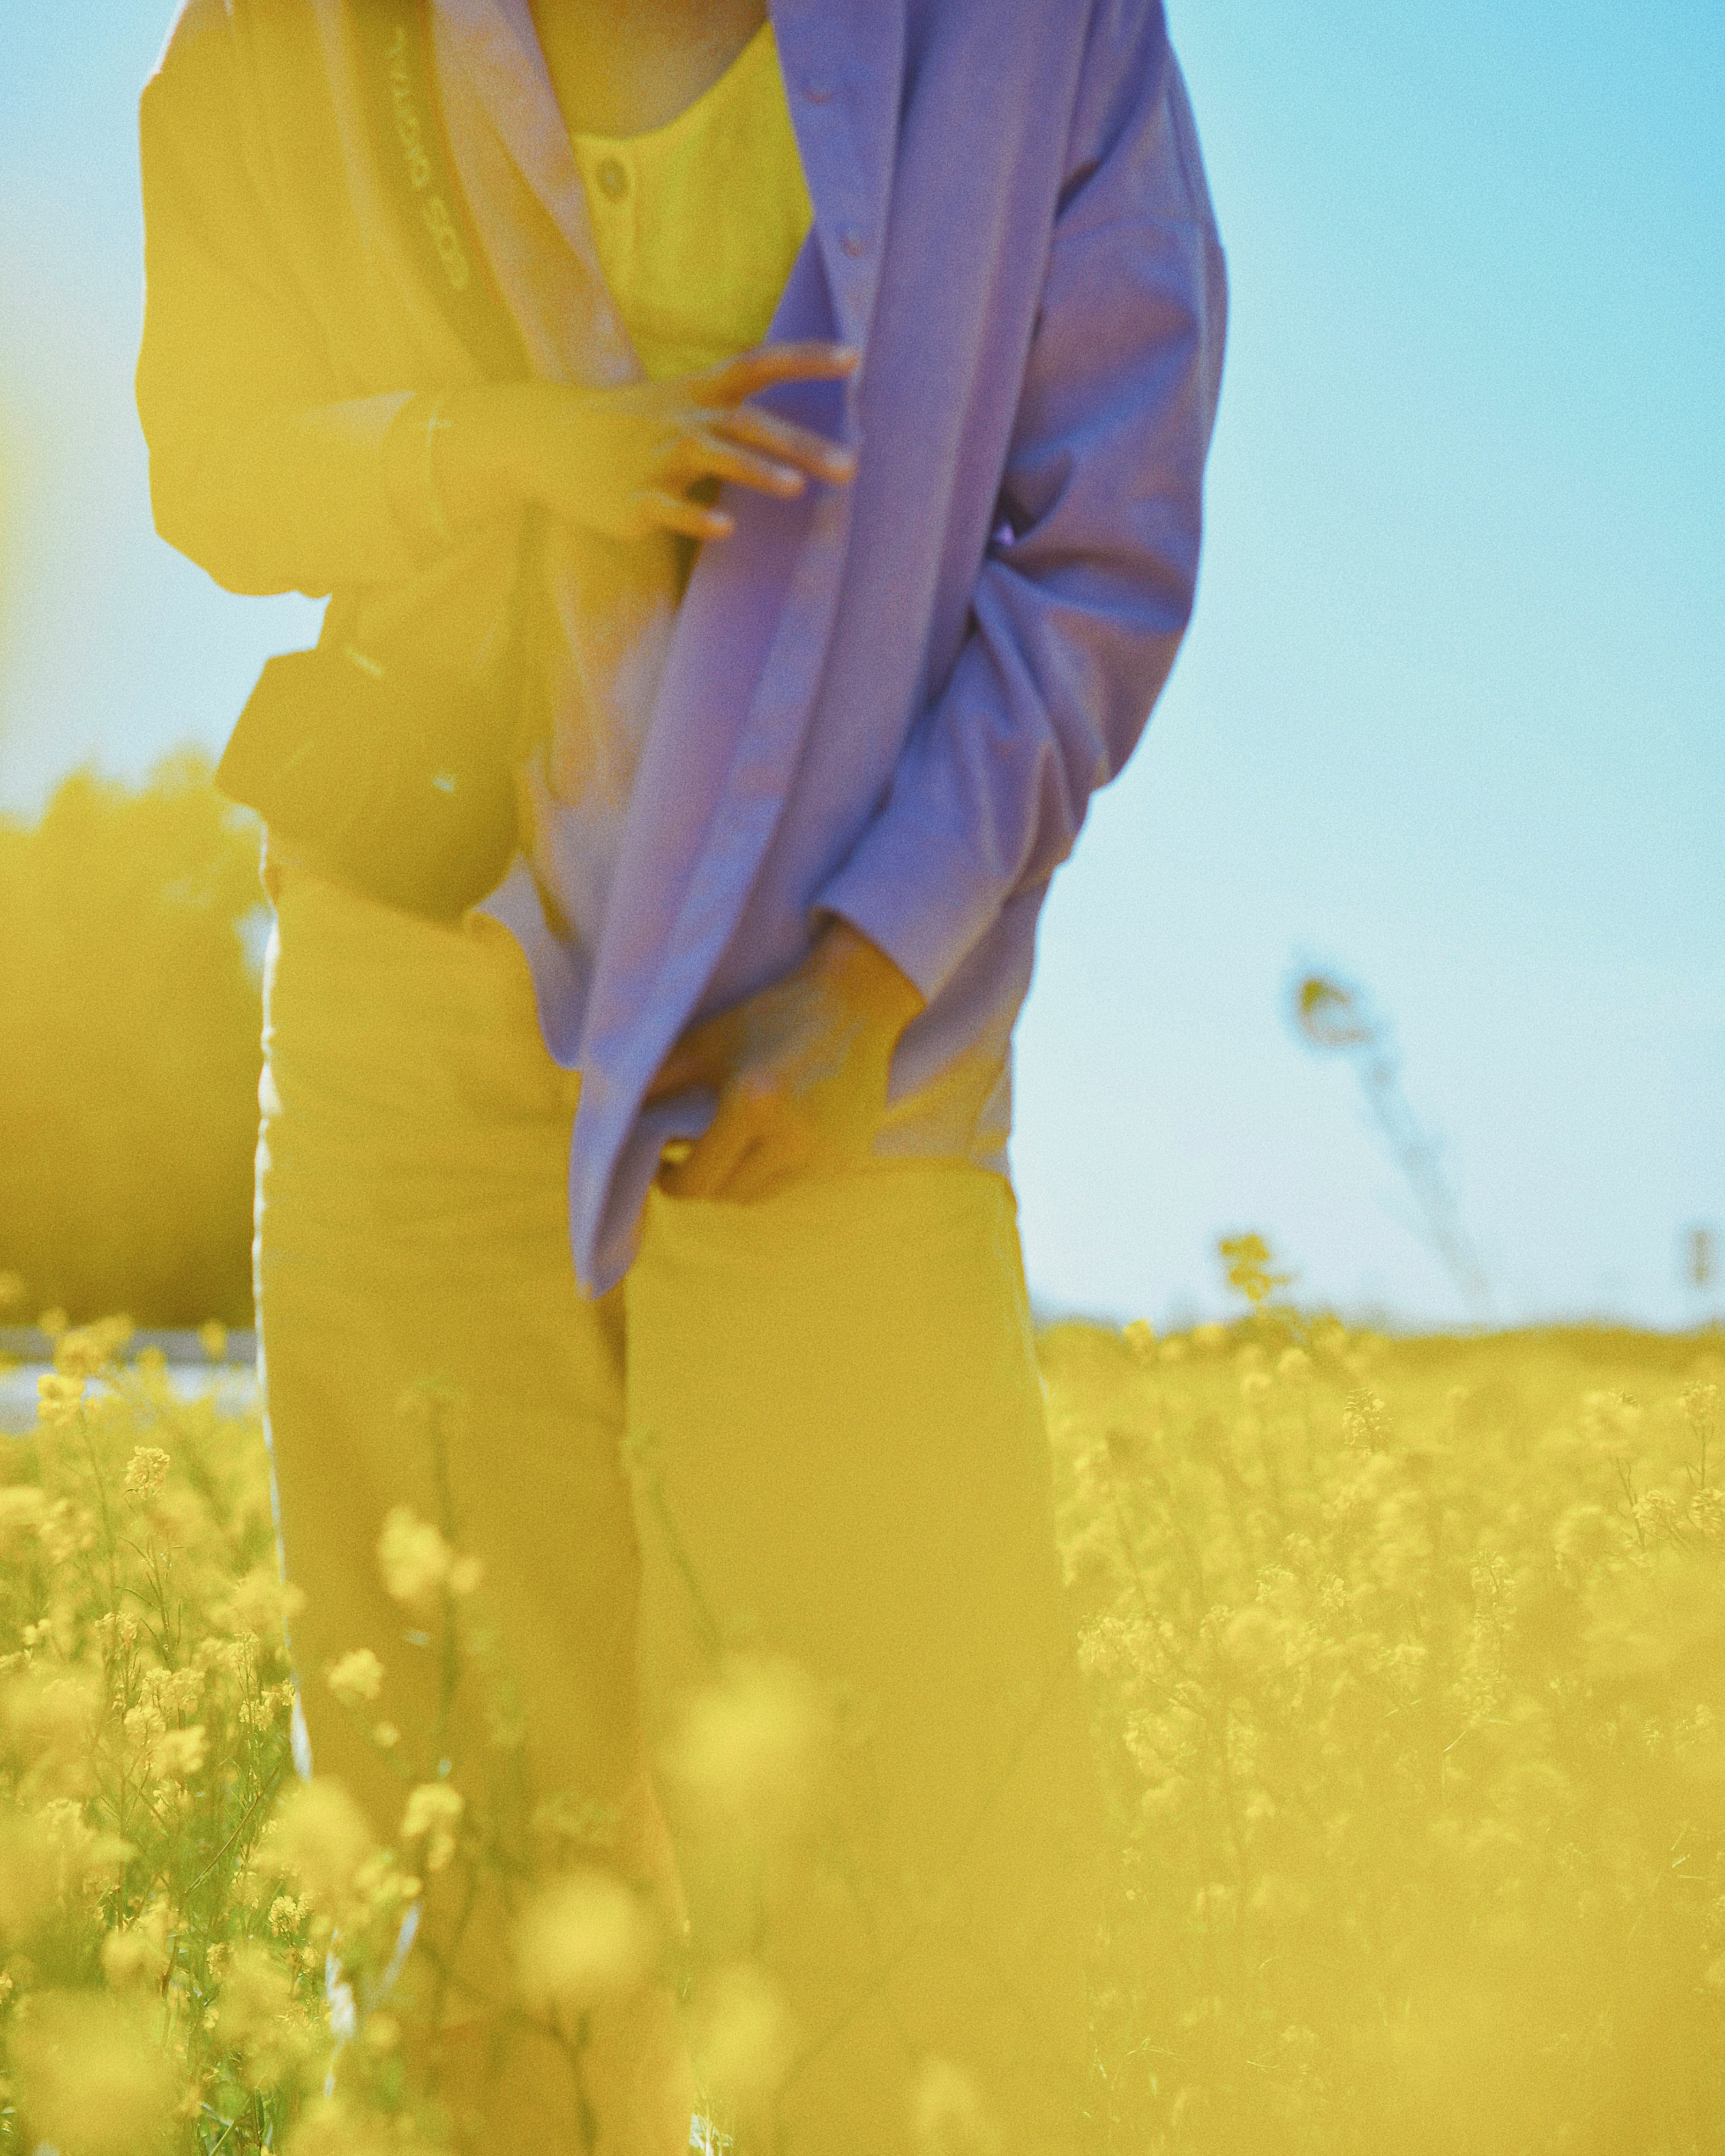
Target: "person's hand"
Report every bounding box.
[539,341,859,541]
[425,342,861,548]
[642,921,926,1203]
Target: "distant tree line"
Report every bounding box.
[0,753,262,1326]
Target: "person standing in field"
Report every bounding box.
[136,2,1225,2150]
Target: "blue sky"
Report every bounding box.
[1,1,1720,1330]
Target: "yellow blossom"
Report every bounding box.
[910,2056,1001,2156]
[36,1371,85,1428]
[375,1505,454,1611]
[354,1847,422,1914]
[214,1939,313,2091]
[270,1777,377,1913]
[122,1445,172,1500]
[400,1781,465,1872]
[269,1893,309,1937]
[513,1867,655,2018]
[54,1318,132,1377]
[668,1654,836,1848]
[13,1990,177,2156]
[690,1961,797,2119]
[152,1723,209,1782]
[100,1900,174,1989]
[218,1562,307,1637]
[325,1648,385,1708]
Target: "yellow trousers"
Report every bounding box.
[255,865,1101,2156]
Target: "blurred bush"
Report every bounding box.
[0,752,263,1325]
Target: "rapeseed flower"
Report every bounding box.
[910,2055,1001,2156]
[375,1505,452,1610]
[375,1505,485,1611]
[0,1296,1721,2154]
[325,1647,386,1709]
[513,1866,655,2017]
[13,1989,177,2156]
[99,1898,174,1988]
[121,1444,172,1499]
[668,1653,835,1847]
[399,1780,464,1872]
[270,1776,377,1914]
[689,1960,797,2123]
[36,1370,85,1427]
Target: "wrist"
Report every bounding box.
[814,918,926,1034]
[382,391,455,561]
[424,382,561,531]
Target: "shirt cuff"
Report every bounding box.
[811,803,1003,1008]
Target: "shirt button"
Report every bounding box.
[596,156,629,201]
[802,73,834,103]
[840,224,868,258]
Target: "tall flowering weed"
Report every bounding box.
[0,1325,326,2153]
[1048,1312,1725,2154]
[1,1313,1722,2152]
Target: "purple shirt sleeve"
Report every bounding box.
[812,23,1227,1005]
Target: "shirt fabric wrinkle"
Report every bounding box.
[134,0,1227,1297]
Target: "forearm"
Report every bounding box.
[810,918,927,1040]
[384,382,567,554]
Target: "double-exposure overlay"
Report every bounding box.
[0,4,1717,2155]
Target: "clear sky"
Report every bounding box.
[1,1,1720,1332]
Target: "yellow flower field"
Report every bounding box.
[0,1307,1720,2154]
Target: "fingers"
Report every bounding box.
[719,403,857,486]
[694,341,860,407]
[664,427,811,502]
[642,1014,736,1102]
[716,1145,812,1205]
[640,419,852,538]
[657,1087,763,1201]
[635,487,734,543]
[653,1057,819,1202]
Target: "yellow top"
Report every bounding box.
[568,23,815,382]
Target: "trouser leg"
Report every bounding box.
[625,1163,1103,2156]
[254,872,690,2155]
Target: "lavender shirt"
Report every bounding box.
[454,2,1229,1294]
[140,0,1227,1298]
